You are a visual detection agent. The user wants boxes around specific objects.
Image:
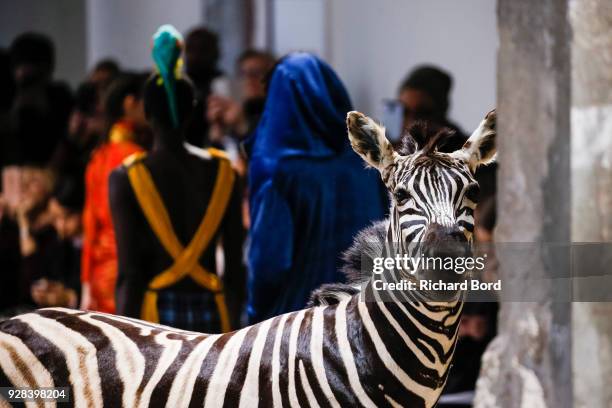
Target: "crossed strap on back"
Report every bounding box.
[123,148,235,332]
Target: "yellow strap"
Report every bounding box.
[124,150,234,332]
[148,158,234,290]
[207,147,229,160]
[141,291,160,324]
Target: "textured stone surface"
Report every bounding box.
[570,0,612,407]
[474,0,572,407]
[570,0,612,107]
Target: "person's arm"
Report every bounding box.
[221,172,246,328]
[246,180,294,324]
[109,167,147,318]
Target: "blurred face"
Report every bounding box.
[399,88,435,128]
[68,110,105,146]
[48,198,81,239]
[123,95,146,126]
[458,314,488,340]
[89,68,114,88]
[475,226,493,243]
[239,57,272,100]
[185,35,218,84]
[13,63,50,87]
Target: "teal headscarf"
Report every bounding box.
[152,24,183,128]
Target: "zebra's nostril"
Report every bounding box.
[421,224,469,259]
[425,242,467,260]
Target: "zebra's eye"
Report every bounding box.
[394,188,410,204]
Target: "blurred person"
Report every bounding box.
[244,52,388,324]
[207,49,276,140]
[80,73,148,313]
[238,50,275,99]
[399,65,467,152]
[50,81,105,178]
[184,27,221,99]
[0,166,56,314]
[0,48,15,114]
[207,49,276,177]
[0,198,21,313]
[51,59,120,178]
[1,33,73,217]
[14,166,55,303]
[4,32,73,166]
[474,153,497,203]
[236,49,275,133]
[183,27,223,147]
[110,26,244,332]
[88,58,120,90]
[87,59,121,124]
[399,65,496,201]
[51,59,119,179]
[88,59,121,120]
[0,48,16,194]
[207,49,276,228]
[475,196,498,283]
[15,167,55,255]
[28,176,84,309]
[475,195,496,243]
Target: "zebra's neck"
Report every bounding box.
[344,284,463,407]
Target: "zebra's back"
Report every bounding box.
[0,299,446,408]
[0,308,246,407]
[0,307,335,408]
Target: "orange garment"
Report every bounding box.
[81,121,143,313]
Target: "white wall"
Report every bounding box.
[0,0,206,84]
[273,0,327,57]
[1,0,497,130]
[0,0,86,88]
[252,0,272,49]
[327,0,497,132]
[85,0,203,72]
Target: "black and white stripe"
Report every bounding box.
[387,155,477,257]
[0,292,462,408]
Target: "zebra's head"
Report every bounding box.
[347,110,496,264]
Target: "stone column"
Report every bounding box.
[570,0,612,407]
[474,0,572,407]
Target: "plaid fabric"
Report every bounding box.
[156,290,221,333]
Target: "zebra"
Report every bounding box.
[0,109,496,408]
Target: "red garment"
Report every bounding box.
[81,121,143,313]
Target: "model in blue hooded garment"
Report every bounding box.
[245,52,388,323]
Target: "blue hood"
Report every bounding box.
[245,53,389,323]
[246,52,353,191]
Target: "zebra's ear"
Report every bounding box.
[347,111,395,171]
[453,109,497,172]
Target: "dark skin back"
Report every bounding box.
[109,127,245,326]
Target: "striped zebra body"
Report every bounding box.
[0,110,496,407]
[0,290,461,408]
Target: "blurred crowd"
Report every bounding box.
[0,27,497,404]
[0,29,275,315]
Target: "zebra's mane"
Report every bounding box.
[398,121,456,157]
[308,220,388,306]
